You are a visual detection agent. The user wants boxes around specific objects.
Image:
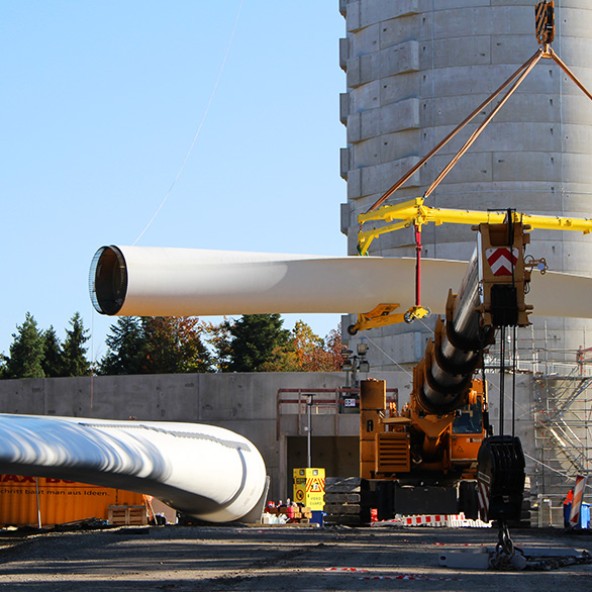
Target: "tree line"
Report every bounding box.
[0,312,343,379]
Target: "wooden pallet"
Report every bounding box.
[108,504,147,526]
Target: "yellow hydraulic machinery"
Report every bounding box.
[360,379,486,481]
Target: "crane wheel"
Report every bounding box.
[347,324,358,336]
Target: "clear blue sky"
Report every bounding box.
[0,1,347,363]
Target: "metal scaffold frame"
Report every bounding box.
[533,371,592,499]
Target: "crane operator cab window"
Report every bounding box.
[452,401,483,434]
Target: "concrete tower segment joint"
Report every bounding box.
[347,98,420,144]
[346,156,421,200]
[344,0,420,33]
[346,41,419,88]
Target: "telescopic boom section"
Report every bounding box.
[412,221,531,416]
[413,250,488,415]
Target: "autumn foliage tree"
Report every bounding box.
[210,314,343,373]
[262,321,343,372]
[142,316,212,374]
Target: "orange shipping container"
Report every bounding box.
[0,474,146,527]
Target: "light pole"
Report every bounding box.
[341,341,370,387]
[305,393,314,468]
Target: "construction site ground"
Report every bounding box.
[0,524,590,591]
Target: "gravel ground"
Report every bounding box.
[0,524,590,591]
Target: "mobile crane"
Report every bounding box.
[352,1,592,558]
[357,214,532,524]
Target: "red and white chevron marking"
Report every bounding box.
[486,247,519,276]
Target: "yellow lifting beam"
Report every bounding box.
[347,302,432,335]
[357,197,592,256]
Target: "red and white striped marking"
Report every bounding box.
[324,567,369,573]
[403,514,447,527]
[569,475,588,527]
[486,247,518,276]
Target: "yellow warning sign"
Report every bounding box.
[306,477,325,492]
[293,468,325,510]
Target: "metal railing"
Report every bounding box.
[276,387,398,440]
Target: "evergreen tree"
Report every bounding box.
[42,326,63,377]
[218,314,290,372]
[4,312,45,378]
[99,316,212,375]
[98,317,145,375]
[61,312,91,376]
[0,353,8,379]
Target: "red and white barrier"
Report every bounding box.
[403,514,447,527]
[371,512,491,528]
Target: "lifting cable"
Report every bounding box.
[499,325,506,438]
[512,324,517,438]
[414,224,422,311]
[364,47,545,213]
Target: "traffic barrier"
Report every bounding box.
[446,513,492,528]
[403,514,447,527]
[370,512,491,528]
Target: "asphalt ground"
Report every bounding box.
[0,524,591,591]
